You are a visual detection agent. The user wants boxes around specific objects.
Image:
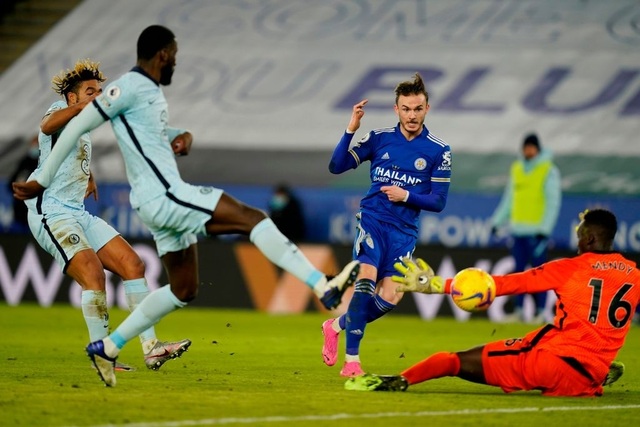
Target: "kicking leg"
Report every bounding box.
[207,193,359,309]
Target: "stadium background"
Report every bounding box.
[1,0,639,322]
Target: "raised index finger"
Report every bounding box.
[355,99,368,109]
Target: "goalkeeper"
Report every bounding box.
[346,209,635,397]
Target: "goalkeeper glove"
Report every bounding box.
[392,257,444,294]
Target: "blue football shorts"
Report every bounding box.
[352,211,417,281]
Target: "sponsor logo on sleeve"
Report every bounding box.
[438,150,452,171]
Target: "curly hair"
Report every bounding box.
[395,73,429,105]
[51,59,106,97]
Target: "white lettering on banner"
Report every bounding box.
[0,244,63,306]
[68,245,163,309]
[0,242,162,307]
[329,213,358,244]
[102,206,152,238]
[570,220,640,251]
[0,204,13,228]
[411,254,555,322]
[419,215,492,247]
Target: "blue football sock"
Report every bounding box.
[534,291,548,315]
[123,278,157,347]
[514,294,525,310]
[81,290,109,342]
[338,314,346,330]
[109,284,186,349]
[249,218,323,290]
[345,279,376,356]
[365,294,396,323]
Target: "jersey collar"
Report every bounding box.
[395,123,430,140]
[131,66,159,86]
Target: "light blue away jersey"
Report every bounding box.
[93,67,186,208]
[26,100,91,214]
[329,125,451,235]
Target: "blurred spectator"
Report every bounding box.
[490,133,562,323]
[268,184,305,242]
[7,135,39,232]
[0,0,22,21]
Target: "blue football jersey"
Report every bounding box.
[26,100,92,214]
[334,124,451,234]
[92,67,187,208]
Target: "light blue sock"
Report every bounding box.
[249,218,323,289]
[123,278,157,346]
[81,290,109,342]
[109,285,186,349]
[345,279,376,356]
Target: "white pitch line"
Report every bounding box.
[75,404,640,427]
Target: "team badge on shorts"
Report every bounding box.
[200,187,213,194]
[68,234,80,245]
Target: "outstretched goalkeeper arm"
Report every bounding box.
[393,257,562,296]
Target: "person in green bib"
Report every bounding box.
[490,133,562,323]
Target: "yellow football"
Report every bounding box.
[451,267,496,312]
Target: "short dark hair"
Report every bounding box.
[395,73,429,104]
[583,209,617,243]
[137,25,175,60]
[523,133,540,150]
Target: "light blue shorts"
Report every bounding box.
[27,209,119,272]
[135,183,223,257]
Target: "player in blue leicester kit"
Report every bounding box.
[321,73,452,377]
[13,25,359,387]
[24,59,190,372]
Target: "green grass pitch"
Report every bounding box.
[1,303,639,427]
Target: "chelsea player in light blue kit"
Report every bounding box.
[322,74,452,377]
[14,25,359,387]
[24,59,190,372]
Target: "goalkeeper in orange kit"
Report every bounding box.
[346,209,636,397]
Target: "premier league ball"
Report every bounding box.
[451,268,496,312]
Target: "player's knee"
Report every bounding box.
[124,256,146,280]
[183,286,198,302]
[76,267,107,291]
[457,348,486,384]
[245,205,267,227]
[236,205,268,234]
[171,280,199,302]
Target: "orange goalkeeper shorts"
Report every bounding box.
[481,335,604,397]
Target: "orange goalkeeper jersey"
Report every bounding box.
[493,251,640,384]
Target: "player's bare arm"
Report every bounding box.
[85,171,99,201]
[12,180,45,200]
[171,132,193,156]
[40,93,100,135]
[347,99,368,133]
[380,185,409,203]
